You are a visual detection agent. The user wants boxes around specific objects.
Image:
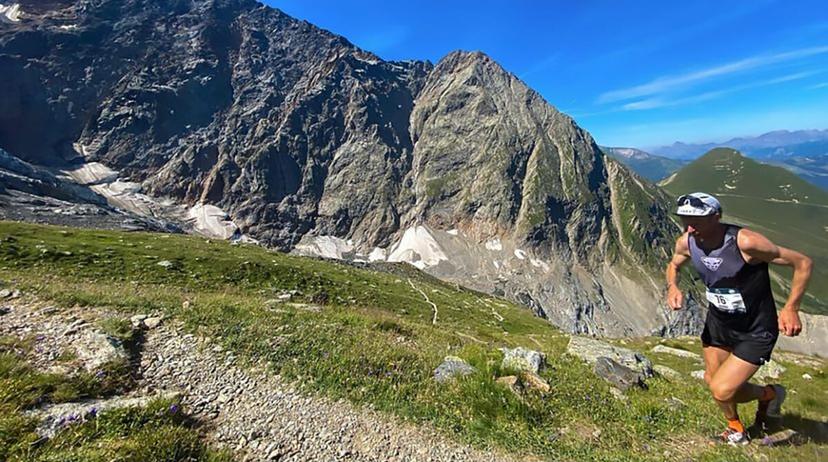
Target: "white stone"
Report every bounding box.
[484,238,502,251]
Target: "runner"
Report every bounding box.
[665,192,813,445]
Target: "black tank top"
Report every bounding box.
[688,225,778,333]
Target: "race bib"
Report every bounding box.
[706,288,746,314]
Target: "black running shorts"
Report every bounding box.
[701,312,779,366]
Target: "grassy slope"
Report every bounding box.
[660,148,828,314]
[0,221,825,461]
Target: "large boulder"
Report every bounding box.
[567,336,654,377]
[499,346,546,373]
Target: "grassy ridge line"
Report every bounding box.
[0,221,825,461]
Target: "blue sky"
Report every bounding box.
[267,1,828,149]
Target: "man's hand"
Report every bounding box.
[779,307,802,336]
[667,285,683,310]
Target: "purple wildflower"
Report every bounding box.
[95,370,106,379]
[67,414,78,423]
[168,403,180,415]
[87,407,97,418]
[35,334,46,341]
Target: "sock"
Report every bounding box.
[727,417,745,433]
[759,385,775,402]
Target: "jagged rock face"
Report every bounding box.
[0,0,691,336]
[406,51,611,262]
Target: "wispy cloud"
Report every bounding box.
[811,82,828,90]
[621,71,819,111]
[597,45,828,104]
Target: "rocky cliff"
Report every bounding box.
[0,0,691,336]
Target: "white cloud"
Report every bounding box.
[620,71,818,111]
[597,45,828,104]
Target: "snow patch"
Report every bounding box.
[447,229,459,236]
[90,180,155,215]
[723,184,736,190]
[0,4,22,23]
[187,204,239,240]
[368,247,387,262]
[294,235,354,260]
[514,249,527,260]
[387,225,449,269]
[59,24,78,30]
[485,238,502,251]
[62,163,118,185]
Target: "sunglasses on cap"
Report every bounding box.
[676,194,707,208]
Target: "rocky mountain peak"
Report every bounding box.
[1,0,688,337]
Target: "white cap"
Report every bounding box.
[675,192,722,216]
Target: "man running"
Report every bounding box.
[665,192,813,445]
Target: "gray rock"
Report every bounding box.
[74,330,129,372]
[157,260,174,269]
[433,356,476,383]
[25,392,179,438]
[0,289,11,298]
[499,347,545,373]
[593,357,647,391]
[130,314,148,327]
[651,344,702,361]
[143,317,162,329]
[754,360,786,381]
[653,365,682,380]
[567,336,654,377]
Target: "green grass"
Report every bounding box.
[0,221,825,461]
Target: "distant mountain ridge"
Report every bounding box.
[650,129,828,160]
[602,147,687,181]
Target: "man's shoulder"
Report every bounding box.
[674,231,691,254]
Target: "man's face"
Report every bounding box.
[680,214,720,239]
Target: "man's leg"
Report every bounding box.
[702,345,731,386]
[708,354,763,428]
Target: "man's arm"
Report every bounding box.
[738,228,813,336]
[666,233,691,310]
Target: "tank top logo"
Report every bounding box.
[702,257,723,271]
